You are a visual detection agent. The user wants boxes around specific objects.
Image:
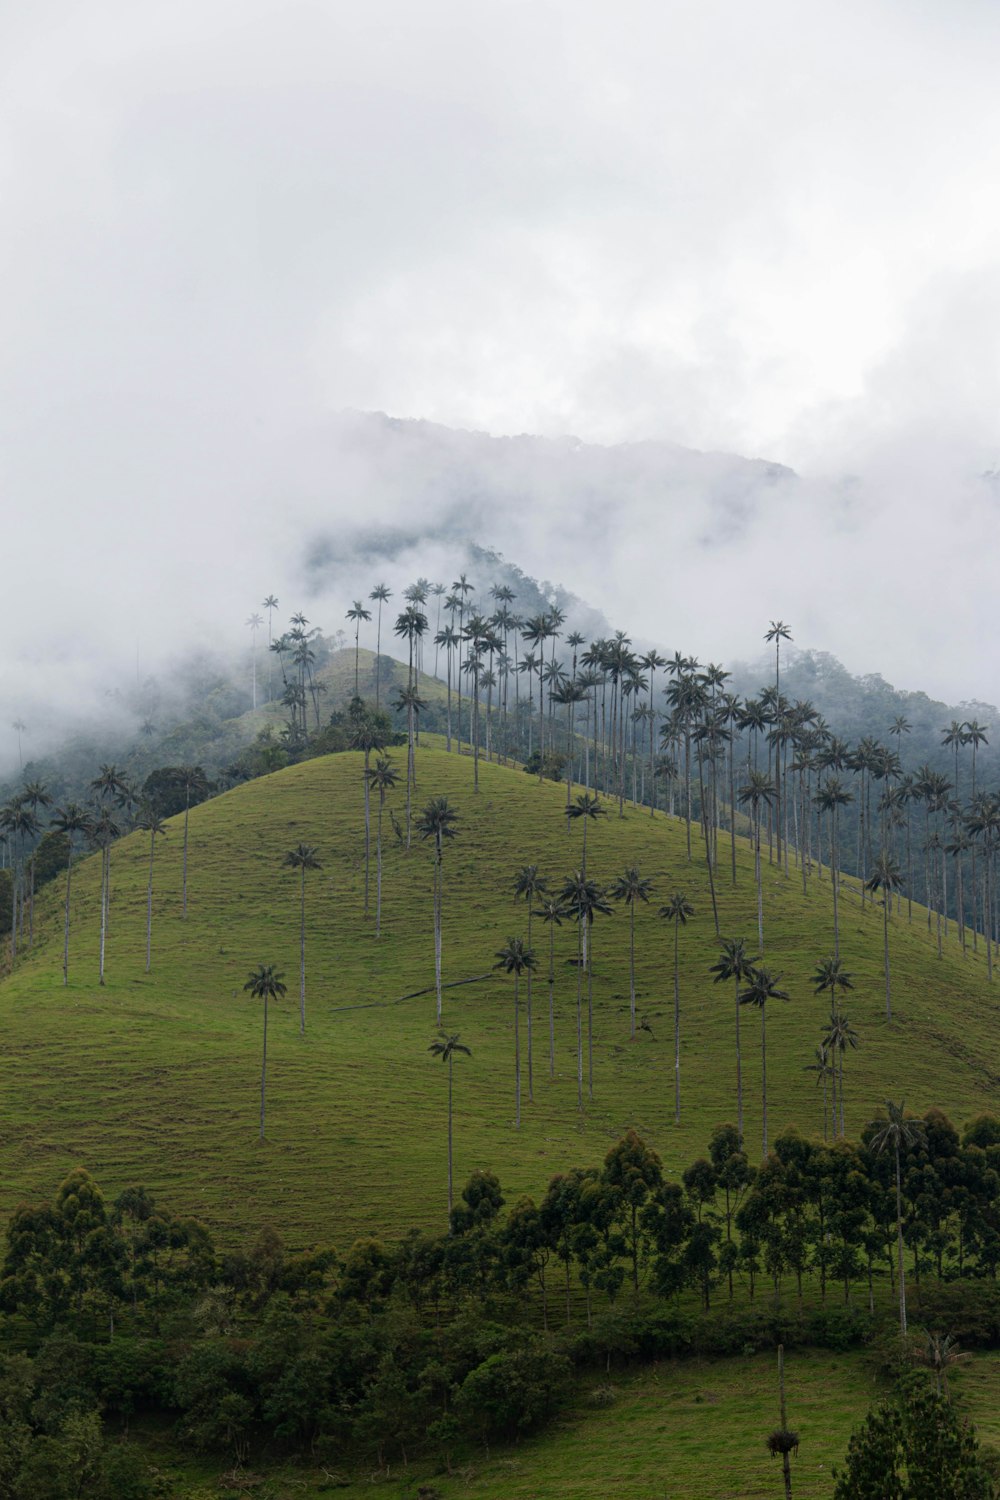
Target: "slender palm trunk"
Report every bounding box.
[586,921,594,1100]
[182,797,191,918]
[735,978,743,1143]
[883,894,892,1021]
[576,918,584,1110]
[99,843,109,985]
[548,921,556,1078]
[434,845,443,1024]
[446,1053,454,1229]
[363,752,372,916]
[260,994,269,1141]
[526,911,534,1101]
[375,601,383,707]
[514,971,521,1128]
[375,792,385,936]
[299,863,307,1035]
[673,920,681,1124]
[754,815,764,952]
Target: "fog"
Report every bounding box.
[3,0,1000,769]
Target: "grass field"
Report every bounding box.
[145,1346,1000,1498]
[2,731,999,1254]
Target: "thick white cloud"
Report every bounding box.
[2,0,999,758]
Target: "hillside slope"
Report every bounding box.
[2,742,998,1248]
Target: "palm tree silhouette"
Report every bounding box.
[513,865,549,1100]
[282,845,322,1035]
[710,936,757,1143]
[567,792,605,874]
[868,1100,924,1335]
[346,600,372,696]
[804,1043,834,1142]
[366,756,399,937]
[865,855,903,1019]
[659,892,695,1123]
[368,584,392,706]
[559,871,613,1107]
[738,771,775,952]
[814,775,853,960]
[51,803,93,985]
[246,612,263,709]
[173,766,209,919]
[416,797,460,1024]
[494,937,537,1127]
[610,866,654,1039]
[21,779,52,947]
[243,964,287,1141]
[738,965,790,1157]
[262,594,279,700]
[534,895,567,1078]
[764,621,792,863]
[428,1031,472,1228]
[392,684,425,848]
[135,806,167,973]
[823,1010,859,1138]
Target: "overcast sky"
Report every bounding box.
[3,0,1000,757]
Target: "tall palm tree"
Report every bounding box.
[738,965,790,1158]
[346,600,372,696]
[868,1100,924,1335]
[814,775,854,960]
[246,612,263,709]
[494,938,537,1128]
[610,866,654,1039]
[21,779,52,948]
[135,806,167,973]
[282,845,322,1035]
[804,1043,834,1142]
[392,684,425,847]
[535,895,567,1078]
[416,797,460,1024]
[659,893,695,1124]
[738,771,775,951]
[369,584,392,706]
[428,1031,472,1230]
[262,594,279,700]
[765,621,792,863]
[366,756,399,937]
[243,964,287,1141]
[709,936,757,1143]
[865,855,903,1020]
[567,792,605,873]
[823,1010,859,1139]
[434,624,459,750]
[513,866,549,1100]
[51,803,92,986]
[89,806,120,986]
[351,711,389,916]
[559,871,613,1107]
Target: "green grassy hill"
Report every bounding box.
[3,740,999,1249]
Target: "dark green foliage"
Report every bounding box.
[140,766,212,820]
[29,830,70,889]
[455,1337,572,1440]
[833,1378,994,1498]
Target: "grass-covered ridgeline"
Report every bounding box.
[3,740,999,1248]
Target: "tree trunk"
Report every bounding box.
[62,849,73,985]
[514,971,521,1128]
[673,920,681,1124]
[260,994,269,1141]
[145,832,154,973]
[299,864,307,1035]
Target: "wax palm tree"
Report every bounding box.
[494,938,537,1128]
[567,792,605,873]
[804,1043,834,1142]
[765,622,792,862]
[21,779,52,947]
[659,893,695,1124]
[416,797,460,1024]
[709,936,757,1143]
[738,771,775,951]
[351,711,389,916]
[919,1331,970,1397]
[89,806,120,986]
[811,957,854,1016]
[738,966,790,1157]
[392,684,425,847]
[610,866,654,1039]
[868,1100,925,1335]
[346,600,372,696]
[246,612,262,709]
[135,806,167,973]
[262,594,279,700]
[243,964,287,1141]
[369,584,392,706]
[51,802,92,985]
[435,624,459,750]
[535,895,567,1078]
[366,756,399,936]
[814,775,853,960]
[823,1011,859,1139]
[428,1031,472,1229]
[513,866,549,1100]
[559,871,613,1107]
[866,855,903,1020]
[282,845,322,1035]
